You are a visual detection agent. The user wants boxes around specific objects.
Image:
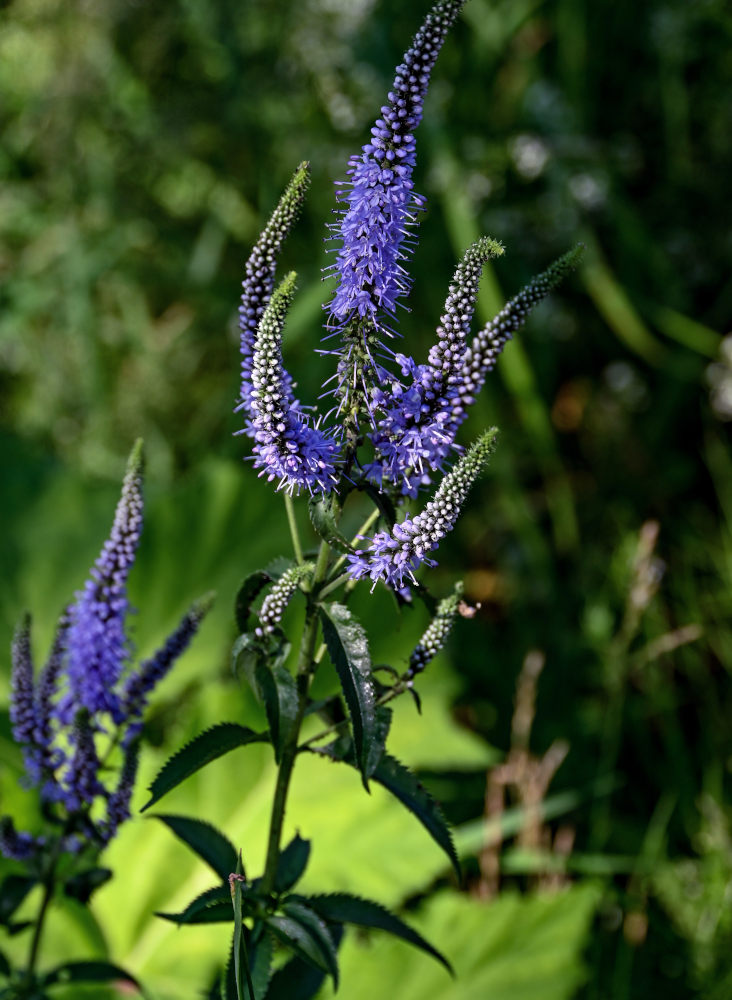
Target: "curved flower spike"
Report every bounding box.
[325,0,465,332]
[457,244,585,407]
[256,563,313,636]
[368,237,503,495]
[59,440,145,725]
[250,272,339,494]
[407,581,464,676]
[238,161,311,417]
[347,428,497,589]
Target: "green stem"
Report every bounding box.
[24,837,63,990]
[328,507,382,579]
[260,541,331,897]
[284,494,304,566]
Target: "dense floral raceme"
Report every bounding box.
[325,0,465,333]
[248,272,339,494]
[347,429,498,589]
[257,564,314,636]
[366,238,504,496]
[237,162,311,417]
[407,582,465,676]
[2,442,211,856]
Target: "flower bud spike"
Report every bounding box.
[256,564,313,636]
[407,582,464,676]
[347,428,497,590]
[249,272,339,494]
[325,1,465,334]
[458,244,584,406]
[367,237,503,495]
[58,441,145,725]
[100,739,140,843]
[238,162,311,418]
[10,613,46,787]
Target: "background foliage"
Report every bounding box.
[1,0,730,997]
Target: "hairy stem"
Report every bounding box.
[260,540,331,897]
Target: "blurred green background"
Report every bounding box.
[1,0,731,996]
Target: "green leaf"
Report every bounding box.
[157,885,232,925]
[254,661,298,764]
[233,859,255,1000]
[318,602,376,783]
[42,961,139,989]
[280,901,339,987]
[266,926,343,1000]
[143,723,268,811]
[266,912,335,980]
[311,745,459,881]
[308,495,353,554]
[152,814,238,880]
[235,571,272,633]
[0,875,36,925]
[224,925,273,1000]
[300,893,451,975]
[63,866,112,903]
[274,834,311,894]
[0,949,10,978]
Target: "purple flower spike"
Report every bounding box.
[0,816,41,862]
[100,741,140,844]
[457,245,585,409]
[10,614,40,783]
[326,0,465,332]
[59,712,104,813]
[347,428,497,589]
[122,592,215,738]
[249,272,339,494]
[368,237,503,495]
[61,440,144,725]
[238,162,311,419]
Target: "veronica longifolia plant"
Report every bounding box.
[148,2,582,997]
[0,442,211,998]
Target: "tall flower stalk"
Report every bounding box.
[147,3,583,998]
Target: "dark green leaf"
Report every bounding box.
[5,921,32,937]
[232,633,263,680]
[157,885,232,925]
[0,949,10,978]
[266,914,333,978]
[63,866,112,903]
[302,892,452,974]
[308,495,353,554]
[254,661,298,764]
[143,723,268,811]
[274,834,311,894]
[42,961,139,988]
[318,602,376,783]
[280,901,339,988]
[0,875,36,925]
[235,571,272,633]
[152,815,237,880]
[266,925,343,1000]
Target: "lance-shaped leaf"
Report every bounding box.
[318,602,376,782]
[266,926,344,1000]
[310,744,459,880]
[0,948,10,978]
[0,875,36,926]
[157,885,233,925]
[308,495,353,554]
[233,857,256,1000]
[267,909,338,985]
[143,723,268,812]
[253,660,298,764]
[224,925,273,1000]
[152,815,237,881]
[63,866,112,904]
[42,961,140,989]
[295,892,452,974]
[235,571,273,633]
[274,833,311,894]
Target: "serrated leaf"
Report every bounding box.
[152,814,237,880]
[318,602,376,783]
[63,866,112,903]
[143,723,268,811]
[280,901,339,987]
[266,913,333,979]
[0,875,35,925]
[310,745,459,880]
[254,661,298,763]
[308,495,353,554]
[274,833,311,894]
[299,892,451,975]
[156,884,232,925]
[266,925,343,1000]
[42,961,139,988]
[235,571,272,633]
